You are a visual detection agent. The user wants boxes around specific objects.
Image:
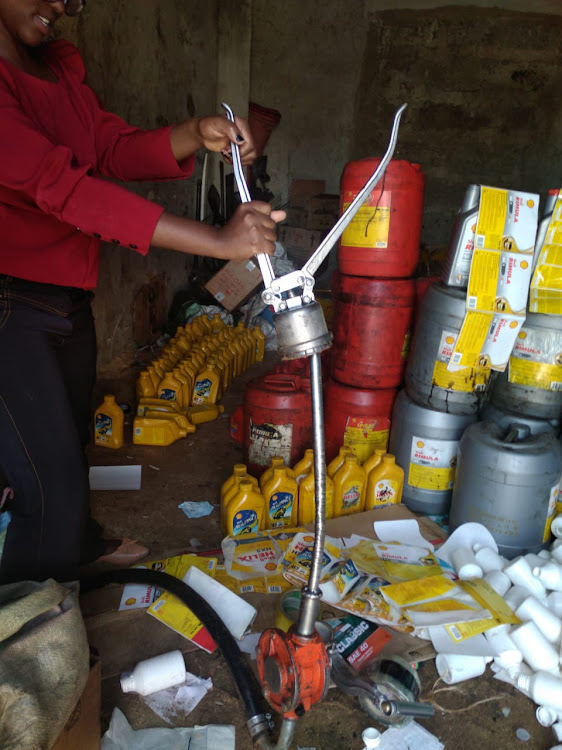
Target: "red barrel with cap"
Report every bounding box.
[337,158,425,278]
[330,272,415,389]
[324,376,397,464]
[243,373,313,477]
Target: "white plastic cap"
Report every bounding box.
[362,727,382,748]
[120,672,135,693]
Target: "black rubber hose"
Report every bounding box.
[80,569,270,723]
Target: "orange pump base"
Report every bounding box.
[257,626,330,720]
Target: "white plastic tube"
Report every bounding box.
[504,556,547,599]
[525,552,549,569]
[514,596,562,643]
[473,545,507,573]
[435,653,489,684]
[510,621,560,673]
[183,566,256,639]
[547,592,562,618]
[536,705,559,727]
[505,585,538,612]
[450,547,483,580]
[361,727,382,748]
[483,570,511,596]
[534,562,562,592]
[120,650,186,696]
[517,671,562,711]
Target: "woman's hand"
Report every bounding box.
[198,115,257,165]
[170,115,257,165]
[152,203,286,261]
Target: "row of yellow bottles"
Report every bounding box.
[219,445,405,537]
[133,316,264,446]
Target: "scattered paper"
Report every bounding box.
[239,632,261,659]
[374,519,435,553]
[143,673,213,723]
[89,465,142,491]
[435,523,498,567]
[101,708,235,750]
[178,501,214,518]
[379,721,444,750]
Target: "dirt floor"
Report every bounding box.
[81,351,557,750]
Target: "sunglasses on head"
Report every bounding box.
[45,0,86,17]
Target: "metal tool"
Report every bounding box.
[223,102,410,741]
[222,102,406,360]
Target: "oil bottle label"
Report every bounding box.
[373,479,399,506]
[340,197,390,249]
[159,388,177,401]
[232,509,259,536]
[408,436,458,491]
[507,327,562,391]
[269,492,294,527]
[248,420,293,467]
[543,483,559,543]
[95,413,112,439]
[193,378,212,404]
[342,483,361,510]
[432,329,490,393]
[343,417,390,464]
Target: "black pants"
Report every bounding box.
[0,276,104,583]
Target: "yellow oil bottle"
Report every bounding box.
[224,479,265,537]
[133,416,187,446]
[185,404,225,424]
[221,465,259,533]
[157,370,184,406]
[332,454,366,517]
[94,395,124,448]
[262,467,299,529]
[251,325,266,362]
[327,446,353,479]
[172,368,191,407]
[146,365,161,393]
[364,454,404,510]
[259,456,295,491]
[293,449,315,485]
[143,410,196,434]
[136,370,156,400]
[193,359,222,405]
[137,397,184,416]
[298,468,334,524]
[363,448,386,476]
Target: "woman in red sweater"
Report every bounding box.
[0,0,285,583]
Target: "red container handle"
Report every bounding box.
[263,374,301,392]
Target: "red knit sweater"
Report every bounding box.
[0,40,194,289]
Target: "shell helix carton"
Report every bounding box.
[449,185,539,372]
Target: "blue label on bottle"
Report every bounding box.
[233,509,259,536]
[160,388,176,401]
[268,491,294,524]
[95,413,112,438]
[193,378,212,404]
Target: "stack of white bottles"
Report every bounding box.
[436,515,562,749]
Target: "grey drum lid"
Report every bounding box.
[459,420,562,478]
[480,401,561,437]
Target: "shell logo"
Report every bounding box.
[521,260,529,269]
[527,199,535,208]
[445,336,455,345]
[509,321,519,329]
[519,331,527,340]
[265,562,277,571]
[471,223,476,232]
[126,598,137,606]
[417,440,425,448]
[303,535,315,543]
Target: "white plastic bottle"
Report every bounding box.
[534,561,562,591]
[361,727,382,749]
[517,670,562,710]
[120,650,186,696]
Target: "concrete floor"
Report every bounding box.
[84,352,556,750]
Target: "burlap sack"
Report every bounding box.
[0,579,90,750]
